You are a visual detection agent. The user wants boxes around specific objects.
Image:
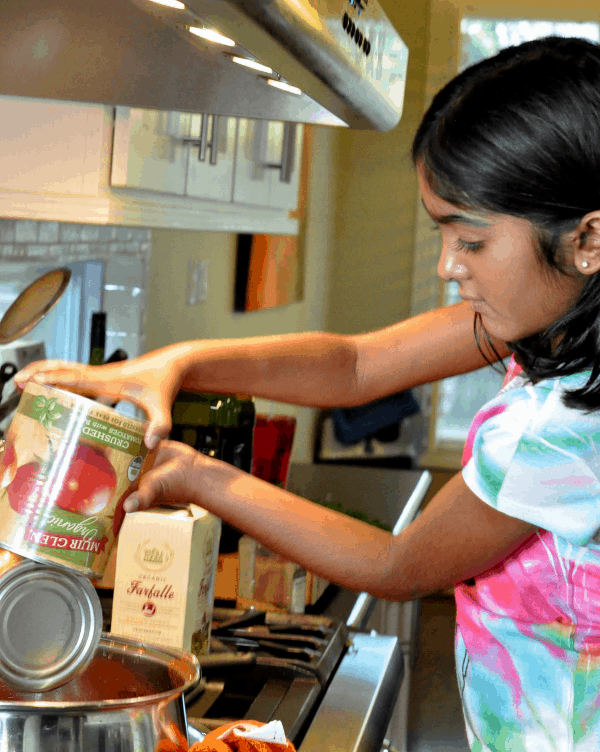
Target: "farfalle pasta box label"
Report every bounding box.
[111,504,221,653]
[0,382,153,578]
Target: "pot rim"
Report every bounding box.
[0,633,201,710]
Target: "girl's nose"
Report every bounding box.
[438,246,469,281]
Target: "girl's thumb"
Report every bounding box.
[145,409,173,450]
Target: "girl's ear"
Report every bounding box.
[574,212,600,274]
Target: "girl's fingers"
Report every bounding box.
[15,363,115,400]
[16,364,174,442]
[16,361,179,451]
[125,443,198,511]
[14,360,83,389]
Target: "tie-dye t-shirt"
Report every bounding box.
[457,357,600,751]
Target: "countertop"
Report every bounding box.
[287,463,432,630]
[287,463,429,532]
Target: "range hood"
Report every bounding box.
[0,0,408,131]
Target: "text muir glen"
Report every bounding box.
[127,580,174,599]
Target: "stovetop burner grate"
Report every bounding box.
[186,608,350,744]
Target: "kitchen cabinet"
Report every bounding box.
[112,108,303,212]
[0,97,108,197]
[185,114,238,202]
[0,97,301,234]
[111,108,191,196]
[111,108,237,203]
[233,119,304,211]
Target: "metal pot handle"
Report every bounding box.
[187,718,210,743]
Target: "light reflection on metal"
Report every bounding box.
[189,26,236,47]
[280,0,323,31]
[267,79,302,96]
[148,0,186,8]
[231,56,273,74]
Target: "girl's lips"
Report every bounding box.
[463,298,493,316]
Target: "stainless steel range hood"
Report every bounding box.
[0,0,408,131]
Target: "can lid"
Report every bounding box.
[0,560,102,692]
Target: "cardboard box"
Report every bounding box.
[237,535,306,613]
[305,571,330,605]
[111,504,221,653]
[214,553,239,601]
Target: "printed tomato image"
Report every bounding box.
[7,461,42,515]
[0,442,18,490]
[54,444,118,516]
[0,381,150,576]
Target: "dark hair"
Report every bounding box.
[412,35,600,411]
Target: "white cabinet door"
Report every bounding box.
[264,120,304,211]
[233,119,304,210]
[0,97,108,195]
[185,114,237,202]
[111,107,190,195]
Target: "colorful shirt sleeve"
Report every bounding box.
[462,374,600,547]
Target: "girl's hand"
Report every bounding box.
[15,351,190,449]
[123,440,222,512]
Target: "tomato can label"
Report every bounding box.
[0,382,152,577]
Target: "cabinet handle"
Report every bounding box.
[209,116,220,166]
[183,115,220,165]
[263,122,297,184]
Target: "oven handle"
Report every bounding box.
[345,470,432,631]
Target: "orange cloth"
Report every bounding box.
[154,720,297,752]
[190,721,296,752]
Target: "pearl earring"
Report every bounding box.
[582,261,589,269]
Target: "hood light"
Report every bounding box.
[189,27,236,47]
[267,79,302,96]
[232,56,273,74]
[148,0,186,7]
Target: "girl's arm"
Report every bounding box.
[15,302,509,447]
[126,441,535,600]
[180,301,509,405]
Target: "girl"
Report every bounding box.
[17,36,600,751]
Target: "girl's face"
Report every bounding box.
[418,167,586,342]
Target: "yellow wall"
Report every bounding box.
[457,1,600,19]
[327,0,432,334]
[145,0,433,461]
[145,126,337,462]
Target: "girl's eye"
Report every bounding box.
[457,238,484,253]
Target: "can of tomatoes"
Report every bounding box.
[0,556,102,691]
[0,381,154,578]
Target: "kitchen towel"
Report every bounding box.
[156,719,297,752]
[331,389,420,445]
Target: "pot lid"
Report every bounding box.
[0,268,71,345]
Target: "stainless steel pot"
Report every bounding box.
[0,633,200,751]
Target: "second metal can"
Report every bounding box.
[0,549,102,692]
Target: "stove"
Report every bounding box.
[186,607,404,752]
[99,464,432,751]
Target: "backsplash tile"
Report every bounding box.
[0,218,152,360]
[37,222,59,243]
[14,220,38,243]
